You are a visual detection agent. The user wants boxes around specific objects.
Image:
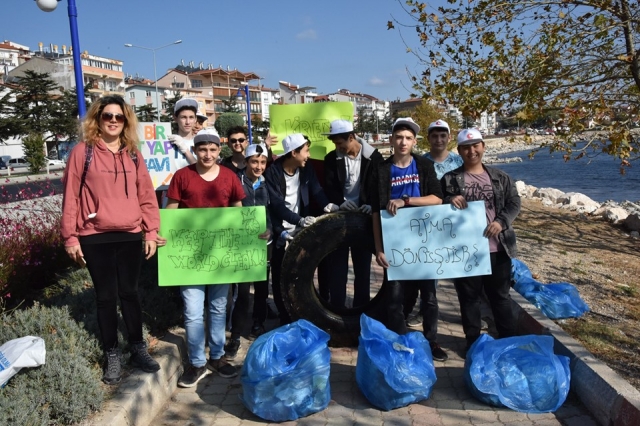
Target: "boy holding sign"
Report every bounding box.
[441,128,521,352]
[371,118,447,361]
[166,129,246,387]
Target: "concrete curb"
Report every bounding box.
[89,331,185,426]
[95,292,639,426]
[512,290,640,426]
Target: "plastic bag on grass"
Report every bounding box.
[240,319,330,422]
[465,334,570,413]
[0,336,46,387]
[514,277,589,319]
[511,258,532,284]
[356,314,437,411]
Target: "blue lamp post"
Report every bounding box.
[35,0,86,118]
[236,83,253,144]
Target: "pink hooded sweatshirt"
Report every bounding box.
[61,140,159,247]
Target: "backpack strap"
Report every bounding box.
[79,144,94,197]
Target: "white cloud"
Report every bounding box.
[368,77,385,86]
[296,29,317,40]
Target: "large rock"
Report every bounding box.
[515,181,527,197]
[604,207,629,223]
[624,213,640,232]
[557,192,600,214]
[533,187,565,203]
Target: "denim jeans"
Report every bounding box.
[181,284,229,367]
[318,246,372,308]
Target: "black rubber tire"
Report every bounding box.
[279,212,387,346]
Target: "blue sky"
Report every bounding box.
[3,0,430,102]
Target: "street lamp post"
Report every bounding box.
[124,40,182,122]
[35,0,86,118]
[236,83,253,144]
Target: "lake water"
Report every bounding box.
[493,148,639,203]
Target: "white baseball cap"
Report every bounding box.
[245,143,268,158]
[174,98,198,115]
[196,113,208,122]
[279,133,308,157]
[457,128,484,146]
[322,119,354,137]
[428,119,450,134]
[392,117,420,136]
[194,128,221,146]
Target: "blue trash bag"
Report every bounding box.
[511,258,532,283]
[240,319,331,422]
[355,314,437,411]
[514,276,590,319]
[465,334,571,413]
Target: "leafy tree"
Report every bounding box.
[214,112,244,140]
[221,96,241,113]
[135,104,158,123]
[251,116,270,141]
[10,70,62,140]
[390,0,640,170]
[22,133,47,173]
[0,90,19,142]
[160,92,183,133]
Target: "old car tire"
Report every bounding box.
[279,212,387,346]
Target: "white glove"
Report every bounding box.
[298,216,316,227]
[168,134,189,154]
[359,204,372,214]
[340,200,359,211]
[323,203,340,213]
[356,135,366,145]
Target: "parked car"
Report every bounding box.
[8,158,29,168]
[0,158,7,170]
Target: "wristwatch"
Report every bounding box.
[401,194,410,207]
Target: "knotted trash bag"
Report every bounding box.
[356,314,437,411]
[240,319,331,422]
[465,334,570,413]
[0,336,46,387]
[511,258,533,283]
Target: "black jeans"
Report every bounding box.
[228,283,251,340]
[270,244,291,324]
[402,280,438,342]
[81,240,144,350]
[453,251,516,344]
[318,246,372,308]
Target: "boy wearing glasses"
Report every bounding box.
[221,126,248,174]
[166,129,246,388]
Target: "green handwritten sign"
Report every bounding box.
[269,102,354,160]
[158,207,268,286]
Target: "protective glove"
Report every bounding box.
[323,203,340,213]
[298,216,316,227]
[340,200,359,211]
[167,134,189,154]
[359,204,372,214]
[355,135,367,145]
[280,231,295,242]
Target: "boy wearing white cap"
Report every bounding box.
[371,117,448,361]
[224,144,273,357]
[192,113,208,136]
[405,119,464,327]
[322,119,383,308]
[166,129,246,387]
[264,134,339,325]
[167,98,199,169]
[441,128,521,352]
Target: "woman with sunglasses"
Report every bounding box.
[61,95,161,385]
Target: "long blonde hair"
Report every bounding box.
[80,95,139,153]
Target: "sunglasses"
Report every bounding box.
[229,138,246,144]
[101,112,126,123]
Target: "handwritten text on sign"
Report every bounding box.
[158,207,268,286]
[137,122,180,190]
[381,201,491,280]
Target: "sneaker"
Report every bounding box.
[430,342,449,362]
[130,341,161,372]
[224,339,241,360]
[103,348,122,385]
[407,313,423,327]
[178,364,210,388]
[249,324,266,339]
[207,357,238,378]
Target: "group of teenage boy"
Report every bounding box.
[163,98,521,389]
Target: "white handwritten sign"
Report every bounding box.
[137,122,179,190]
[381,201,491,280]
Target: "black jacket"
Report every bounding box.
[264,158,329,238]
[371,153,443,212]
[238,171,272,235]
[324,139,383,206]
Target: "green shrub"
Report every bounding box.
[0,304,103,425]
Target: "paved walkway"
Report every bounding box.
[149,263,597,426]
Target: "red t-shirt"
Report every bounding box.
[167,164,245,208]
